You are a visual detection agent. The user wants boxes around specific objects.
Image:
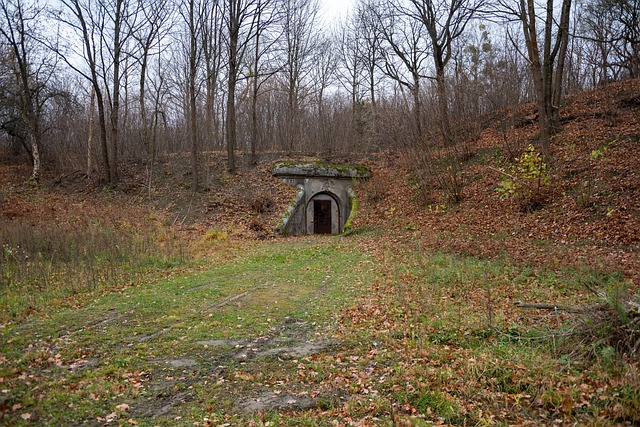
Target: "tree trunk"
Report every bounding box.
[551,0,572,130]
[95,85,111,183]
[521,0,551,156]
[190,52,200,191]
[226,4,238,175]
[27,125,40,184]
[435,65,451,146]
[250,21,260,166]
[250,74,259,165]
[188,0,200,191]
[226,74,237,174]
[109,0,123,185]
[140,48,149,158]
[412,72,422,140]
[109,115,119,184]
[87,89,95,177]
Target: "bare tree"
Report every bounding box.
[224,0,269,173]
[616,0,640,78]
[57,0,141,185]
[57,0,109,182]
[247,0,279,164]
[355,1,384,113]
[495,0,572,156]
[278,0,320,153]
[98,0,141,184]
[582,0,639,80]
[181,0,204,191]
[370,0,430,140]
[0,0,55,183]
[581,0,620,83]
[400,0,485,146]
[202,0,225,152]
[336,10,365,137]
[453,25,528,114]
[135,0,172,166]
[310,34,338,156]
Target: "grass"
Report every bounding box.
[0,236,374,426]
[0,216,187,320]
[1,226,638,425]
[329,234,638,425]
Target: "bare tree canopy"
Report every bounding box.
[0,0,57,183]
[0,0,633,185]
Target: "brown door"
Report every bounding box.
[314,200,332,234]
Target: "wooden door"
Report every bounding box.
[314,199,332,234]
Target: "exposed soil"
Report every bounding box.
[128,317,336,420]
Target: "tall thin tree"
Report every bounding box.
[224,0,267,173]
[495,0,572,156]
[402,0,485,146]
[0,0,54,184]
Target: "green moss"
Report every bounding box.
[272,161,371,179]
[343,188,359,234]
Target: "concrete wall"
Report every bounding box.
[275,177,355,235]
[273,162,370,236]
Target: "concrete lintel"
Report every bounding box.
[272,162,371,180]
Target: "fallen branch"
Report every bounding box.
[207,290,251,311]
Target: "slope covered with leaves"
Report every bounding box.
[357,78,640,287]
[0,79,638,426]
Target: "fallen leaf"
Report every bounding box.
[116,403,130,412]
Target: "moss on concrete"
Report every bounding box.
[272,161,371,179]
[343,187,359,234]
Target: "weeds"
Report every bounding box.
[339,237,640,424]
[0,218,186,320]
[409,143,467,206]
[558,282,640,362]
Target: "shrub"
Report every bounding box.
[411,145,467,206]
[246,193,275,214]
[496,144,550,212]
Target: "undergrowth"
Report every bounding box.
[497,144,551,212]
[333,237,640,425]
[0,218,187,320]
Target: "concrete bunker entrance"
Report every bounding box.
[307,192,340,235]
[272,162,371,236]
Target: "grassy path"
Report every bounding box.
[1,233,638,426]
[0,237,375,426]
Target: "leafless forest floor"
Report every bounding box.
[2,79,638,287]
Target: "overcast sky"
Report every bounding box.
[319,0,356,25]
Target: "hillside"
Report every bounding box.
[5,80,637,286]
[357,79,640,287]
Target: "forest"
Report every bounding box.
[0,0,637,185]
[1,0,640,425]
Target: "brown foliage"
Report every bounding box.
[358,78,640,287]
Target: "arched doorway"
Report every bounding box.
[306,193,340,234]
